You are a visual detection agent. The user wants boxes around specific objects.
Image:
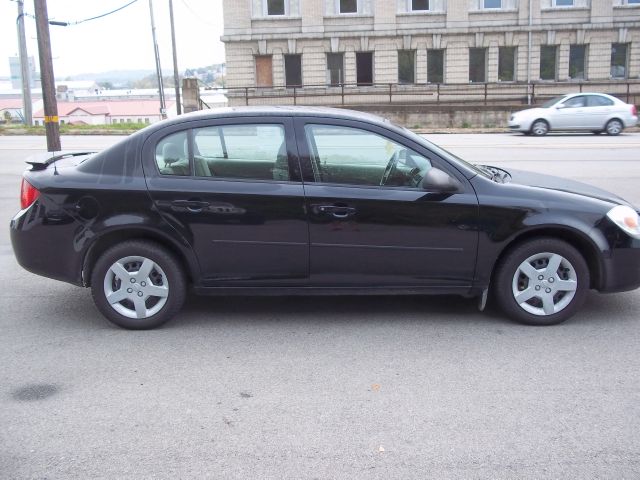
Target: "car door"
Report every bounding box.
[294,117,479,289]
[585,95,614,129]
[142,116,309,286]
[549,95,587,129]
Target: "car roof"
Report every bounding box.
[564,92,619,100]
[180,105,390,123]
[135,106,399,141]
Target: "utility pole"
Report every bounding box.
[168,0,182,115]
[16,1,33,126]
[148,0,167,119]
[34,0,61,151]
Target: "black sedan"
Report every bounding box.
[10,107,640,329]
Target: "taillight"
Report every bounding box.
[632,105,638,117]
[20,178,40,210]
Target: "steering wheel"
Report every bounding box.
[380,151,400,186]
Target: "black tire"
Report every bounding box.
[605,118,623,136]
[493,238,589,326]
[90,240,186,329]
[530,119,549,136]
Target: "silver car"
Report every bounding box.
[508,93,638,136]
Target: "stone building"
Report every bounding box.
[221,0,640,91]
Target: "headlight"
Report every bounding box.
[607,205,640,239]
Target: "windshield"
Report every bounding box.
[399,127,492,179]
[541,95,567,108]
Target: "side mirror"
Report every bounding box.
[555,103,566,109]
[421,168,462,192]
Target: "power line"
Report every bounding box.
[179,0,219,27]
[45,0,140,27]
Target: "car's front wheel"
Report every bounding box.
[605,119,623,136]
[90,240,186,329]
[530,119,549,136]
[493,238,589,326]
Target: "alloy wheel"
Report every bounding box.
[511,252,577,316]
[531,120,548,136]
[103,255,169,319]
[606,120,622,135]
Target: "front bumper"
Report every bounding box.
[508,117,530,132]
[599,244,640,293]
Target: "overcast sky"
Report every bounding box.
[0,0,225,78]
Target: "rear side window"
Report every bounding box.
[155,131,189,176]
[154,124,289,181]
[193,124,288,181]
[587,95,614,107]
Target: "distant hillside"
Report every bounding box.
[60,64,225,89]
[64,70,155,87]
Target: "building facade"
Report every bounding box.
[221,0,640,92]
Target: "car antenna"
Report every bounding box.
[51,150,59,175]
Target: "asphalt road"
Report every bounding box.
[1,133,639,479]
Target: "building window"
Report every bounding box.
[145,118,150,124]
[60,119,65,125]
[327,53,344,86]
[338,0,358,13]
[427,49,444,83]
[554,0,574,5]
[398,50,416,84]
[540,45,557,80]
[356,52,374,86]
[498,47,516,81]
[255,55,274,87]
[611,43,628,79]
[469,48,486,83]
[569,44,586,80]
[483,0,502,8]
[284,54,302,87]
[266,0,285,15]
[411,0,429,10]
[34,120,39,126]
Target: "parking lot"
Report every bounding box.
[1,133,639,479]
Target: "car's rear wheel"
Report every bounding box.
[493,238,589,326]
[90,240,186,329]
[605,119,623,136]
[530,119,549,136]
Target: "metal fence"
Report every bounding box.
[211,80,640,108]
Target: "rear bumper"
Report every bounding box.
[10,202,84,287]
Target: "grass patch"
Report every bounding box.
[0,122,147,136]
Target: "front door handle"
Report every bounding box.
[171,199,210,212]
[312,204,357,219]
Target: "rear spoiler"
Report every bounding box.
[26,151,96,171]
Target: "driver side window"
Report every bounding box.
[304,124,431,187]
[562,96,586,108]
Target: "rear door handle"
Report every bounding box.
[312,204,357,219]
[171,199,210,212]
